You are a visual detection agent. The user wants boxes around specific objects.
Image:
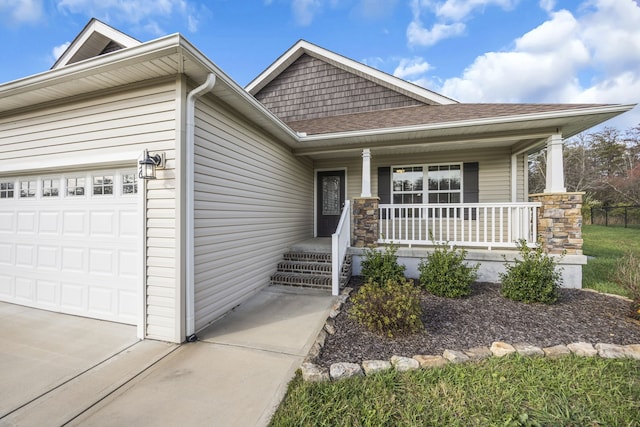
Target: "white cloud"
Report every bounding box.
[415,0,640,128]
[0,0,44,23]
[292,0,322,26]
[407,0,518,47]
[52,41,71,60]
[55,0,200,33]
[407,21,466,46]
[393,57,432,79]
[434,0,518,21]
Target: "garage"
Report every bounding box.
[0,168,141,324]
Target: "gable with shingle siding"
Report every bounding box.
[253,54,424,122]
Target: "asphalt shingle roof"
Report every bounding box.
[286,103,607,135]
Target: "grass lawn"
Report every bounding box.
[582,224,640,297]
[270,356,640,426]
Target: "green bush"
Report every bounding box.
[418,243,479,298]
[613,252,640,320]
[500,240,562,304]
[361,242,406,285]
[349,278,423,337]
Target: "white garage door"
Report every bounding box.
[0,169,140,324]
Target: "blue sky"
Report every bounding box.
[1,0,639,129]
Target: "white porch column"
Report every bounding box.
[361,148,372,197]
[544,134,566,193]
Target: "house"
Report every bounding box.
[0,19,634,344]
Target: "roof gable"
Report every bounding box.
[52,18,141,69]
[246,40,458,108]
[252,53,427,123]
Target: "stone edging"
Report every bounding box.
[302,287,640,382]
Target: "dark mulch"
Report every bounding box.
[316,277,640,368]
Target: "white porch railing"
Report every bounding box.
[332,200,351,296]
[379,202,540,249]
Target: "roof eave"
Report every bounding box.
[292,103,636,154]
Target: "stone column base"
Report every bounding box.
[352,197,379,248]
[530,192,583,255]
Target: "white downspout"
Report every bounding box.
[185,73,216,341]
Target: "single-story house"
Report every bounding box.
[0,19,634,343]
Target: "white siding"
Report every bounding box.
[314,147,513,203]
[0,79,181,342]
[193,96,313,332]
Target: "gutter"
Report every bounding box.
[185,73,217,341]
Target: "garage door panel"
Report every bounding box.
[17,212,36,233]
[0,275,13,298]
[63,211,86,235]
[36,280,58,306]
[16,245,35,267]
[0,169,140,324]
[0,212,13,231]
[39,211,60,234]
[37,245,59,269]
[0,243,12,264]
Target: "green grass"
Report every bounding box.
[270,356,640,427]
[582,225,640,297]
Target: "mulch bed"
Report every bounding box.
[316,277,640,368]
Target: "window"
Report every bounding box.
[427,164,462,204]
[67,177,85,196]
[392,167,423,204]
[391,164,462,205]
[122,173,137,194]
[42,178,59,197]
[20,180,36,198]
[92,175,113,195]
[0,181,14,199]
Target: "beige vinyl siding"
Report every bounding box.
[193,95,313,332]
[0,79,180,342]
[314,147,513,203]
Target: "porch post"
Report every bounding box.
[361,148,372,197]
[544,134,566,193]
[530,192,584,255]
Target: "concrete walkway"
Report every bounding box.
[1,287,334,427]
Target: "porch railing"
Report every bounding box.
[379,202,540,249]
[332,200,351,295]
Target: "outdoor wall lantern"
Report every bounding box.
[138,149,166,180]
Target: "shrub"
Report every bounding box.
[613,252,640,320]
[349,278,423,337]
[418,243,479,298]
[361,242,406,285]
[500,240,562,304]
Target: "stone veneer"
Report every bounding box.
[352,197,379,248]
[530,192,584,255]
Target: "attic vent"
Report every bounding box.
[99,40,124,55]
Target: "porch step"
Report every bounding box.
[270,252,352,292]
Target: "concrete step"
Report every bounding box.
[277,260,332,275]
[270,272,332,290]
[283,252,332,263]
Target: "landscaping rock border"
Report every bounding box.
[301,287,640,382]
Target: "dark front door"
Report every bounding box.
[317,170,345,237]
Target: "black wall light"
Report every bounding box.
[138,149,166,179]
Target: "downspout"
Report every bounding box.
[185,73,217,341]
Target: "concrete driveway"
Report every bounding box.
[0,287,334,427]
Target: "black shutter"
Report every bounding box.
[463,162,479,220]
[378,167,391,204]
[378,167,391,220]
